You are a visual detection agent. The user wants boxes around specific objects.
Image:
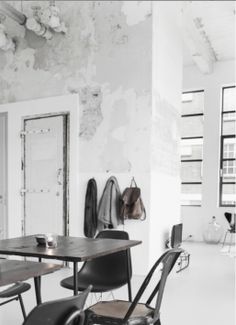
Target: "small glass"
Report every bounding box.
[45,233,58,248]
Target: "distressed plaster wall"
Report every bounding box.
[0,1,152,274]
[0,1,152,173]
[0,1,183,274]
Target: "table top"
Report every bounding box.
[0,259,61,287]
[0,235,142,262]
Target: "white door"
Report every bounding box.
[22,115,68,236]
[0,114,7,239]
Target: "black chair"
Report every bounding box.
[22,285,91,325]
[61,230,132,301]
[222,212,236,252]
[0,281,31,320]
[85,248,183,325]
[170,223,190,273]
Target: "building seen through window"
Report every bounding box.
[220,86,236,206]
[181,90,204,206]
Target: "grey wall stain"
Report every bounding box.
[79,85,103,140]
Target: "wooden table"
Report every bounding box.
[0,235,141,295]
[0,259,61,304]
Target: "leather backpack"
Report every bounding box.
[121,178,146,221]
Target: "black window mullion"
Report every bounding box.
[181,90,204,206]
[181,159,202,163]
[182,90,204,94]
[222,182,235,185]
[222,158,236,162]
[181,182,202,185]
[222,110,236,114]
[220,86,236,207]
[181,136,203,140]
[181,113,204,118]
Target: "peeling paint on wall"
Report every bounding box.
[0,1,152,173]
[122,1,152,26]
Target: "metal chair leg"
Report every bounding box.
[222,230,229,249]
[228,232,233,253]
[18,294,27,320]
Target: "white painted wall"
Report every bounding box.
[149,1,183,267]
[0,95,80,239]
[182,60,236,241]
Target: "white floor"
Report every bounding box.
[0,242,235,325]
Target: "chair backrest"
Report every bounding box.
[170,223,183,248]
[23,286,91,325]
[224,212,236,231]
[123,248,183,323]
[80,230,132,288]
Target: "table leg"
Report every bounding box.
[73,262,78,296]
[38,257,42,290]
[34,277,42,305]
[126,249,132,302]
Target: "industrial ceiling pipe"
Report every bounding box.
[0,1,26,25]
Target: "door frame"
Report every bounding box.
[0,112,8,239]
[21,112,70,236]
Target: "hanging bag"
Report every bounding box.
[121,177,146,221]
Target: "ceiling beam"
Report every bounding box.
[182,3,217,74]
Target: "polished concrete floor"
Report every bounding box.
[0,242,235,324]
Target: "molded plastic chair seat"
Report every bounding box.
[0,282,31,320]
[85,249,183,325]
[61,274,126,293]
[61,230,132,300]
[0,282,31,298]
[23,285,91,325]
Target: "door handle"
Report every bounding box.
[57,168,63,185]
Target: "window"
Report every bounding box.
[181,90,204,206]
[220,86,236,207]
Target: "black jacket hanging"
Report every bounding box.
[84,178,98,238]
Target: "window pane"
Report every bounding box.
[223,87,236,112]
[222,112,236,135]
[222,160,236,182]
[223,137,236,159]
[181,184,202,206]
[221,183,236,206]
[182,91,204,115]
[181,138,203,160]
[181,115,204,138]
[181,161,203,182]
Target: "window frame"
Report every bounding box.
[219,86,236,207]
[181,89,204,207]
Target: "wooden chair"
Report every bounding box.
[85,249,183,325]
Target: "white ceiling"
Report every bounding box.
[183,1,236,67]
